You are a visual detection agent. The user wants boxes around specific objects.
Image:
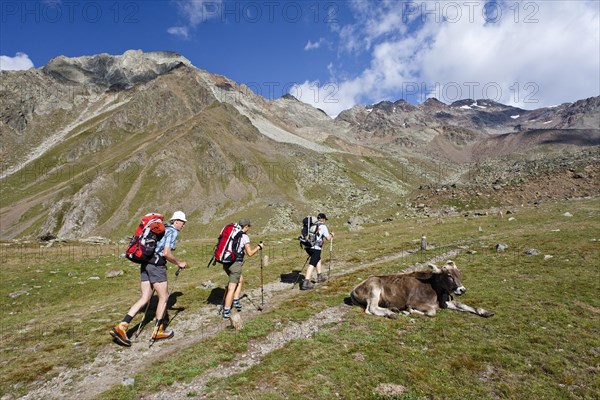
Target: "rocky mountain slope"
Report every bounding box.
[1,50,598,240]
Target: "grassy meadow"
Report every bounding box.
[1,198,598,399]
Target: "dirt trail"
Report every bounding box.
[19,248,460,400]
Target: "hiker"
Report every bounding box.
[111,211,188,346]
[301,213,334,290]
[222,218,263,319]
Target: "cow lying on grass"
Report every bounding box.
[350,261,493,318]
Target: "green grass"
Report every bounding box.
[1,199,599,399]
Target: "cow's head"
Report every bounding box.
[438,261,466,295]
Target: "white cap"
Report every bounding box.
[170,211,187,222]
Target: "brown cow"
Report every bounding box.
[350,261,493,318]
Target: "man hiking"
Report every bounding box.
[110,211,188,346]
[222,218,263,319]
[301,213,334,290]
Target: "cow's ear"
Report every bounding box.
[446,260,455,267]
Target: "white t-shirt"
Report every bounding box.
[313,224,329,250]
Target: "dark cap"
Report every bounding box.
[317,213,328,220]
[238,218,252,227]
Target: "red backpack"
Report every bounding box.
[125,213,166,264]
[213,223,243,264]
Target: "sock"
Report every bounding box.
[122,314,133,324]
[232,298,240,305]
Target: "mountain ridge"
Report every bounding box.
[1,50,598,240]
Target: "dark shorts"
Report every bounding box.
[223,261,243,284]
[305,248,322,267]
[141,263,168,283]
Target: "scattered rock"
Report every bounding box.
[230,312,243,331]
[544,255,553,260]
[79,236,111,245]
[198,280,215,289]
[263,255,269,267]
[467,250,477,255]
[373,383,408,397]
[88,276,101,280]
[121,377,135,386]
[104,269,124,278]
[562,212,573,217]
[9,290,28,298]
[508,217,515,221]
[525,249,541,256]
[496,244,508,252]
[347,216,365,231]
[39,233,57,242]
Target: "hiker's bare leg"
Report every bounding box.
[233,275,243,298]
[305,264,315,281]
[316,260,323,274]
[153,281,169,322]
[127,280,153,317]
[224,281,238,308]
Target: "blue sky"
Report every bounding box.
[1,0,599,116]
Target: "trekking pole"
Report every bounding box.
[292,255,310,289]
[240,293,263,311]
[328,236,333,280]
[259,242,264,308]
[133,288,155,340]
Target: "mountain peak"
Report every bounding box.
[43,50,192,89]
[421,97,447,108]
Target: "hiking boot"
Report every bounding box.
[223,307,231,319]
[300,279,314,290]
[151,324,174,341]
[110,322,131,347]
[317,273,327,283]
[232,299,242,312]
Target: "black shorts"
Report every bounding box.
[305,248,322,266]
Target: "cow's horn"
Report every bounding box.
[428,263,441,273]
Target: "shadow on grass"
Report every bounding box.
[124,292,185,337]
[206,287,226,305]
[280,270,305,286]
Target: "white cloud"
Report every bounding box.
[304,38,326,51]
[0,52,34,71]
[168,0,223,38]
[303,0,600,115]
[167,26,189,39]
